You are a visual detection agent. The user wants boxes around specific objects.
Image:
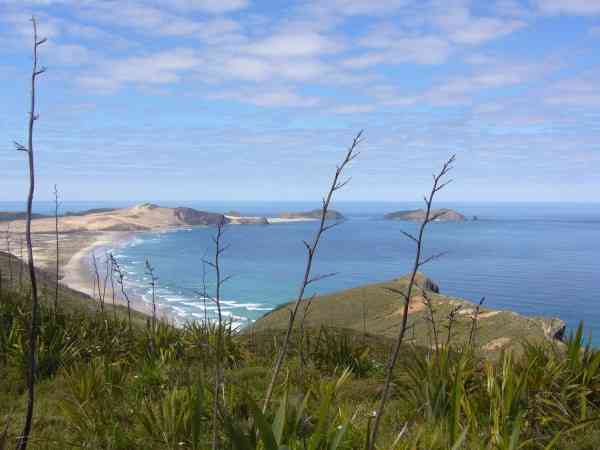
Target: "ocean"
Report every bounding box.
[2,201,600,342]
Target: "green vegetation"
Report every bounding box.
[254,273,565,358]
[2,253,600,449]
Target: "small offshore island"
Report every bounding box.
[384,208,467,222]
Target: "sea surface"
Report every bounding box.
[2,201,600,342]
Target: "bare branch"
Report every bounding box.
[262,131,361,413]
[333,176,352,191]
[219,274,234,286]
[321,220,344,233]
[306,272,338,285]
[369,153,456,450]
[419,251,449,267]
[400,230,418,243]
[14,141,28,152]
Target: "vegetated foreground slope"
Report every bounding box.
[3,251,600,449]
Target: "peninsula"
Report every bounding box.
[1,203,340,303]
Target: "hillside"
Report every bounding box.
[5,203,227,233]
[3,253,600,448]
[253,273,565,355]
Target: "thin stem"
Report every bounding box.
[369,155,455,449]
[54,184,59,312]
[211,218,227,450]
[262,131,362,413]
[16,16,46,450]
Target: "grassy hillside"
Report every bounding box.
[0,251,147,324]
[1,255,600,449]
[253,273,565,356]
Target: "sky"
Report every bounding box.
[1,0,599,203]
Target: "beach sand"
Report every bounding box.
[2,206,319,321]
[3,229,161,318]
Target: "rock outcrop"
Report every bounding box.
[384,208,466,222]
[173,207,226,226]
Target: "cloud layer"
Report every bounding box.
[1,0,599,201]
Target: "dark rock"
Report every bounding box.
[395,272,440,293]
[174,208,227,226]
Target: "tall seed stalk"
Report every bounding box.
[368,155,455,449]
[262,131,362,412]
[18,238,24,292]
[15,17,47,450]
[53,184,60,311]
[144,258,159,330]
[204,217,231,450]
[111,254,132,333]
[5,224,13,288]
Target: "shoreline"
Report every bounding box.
[58,230,174,320]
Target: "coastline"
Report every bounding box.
[3,211,320,324]
[58,230,169,320]
[60,231,132,298]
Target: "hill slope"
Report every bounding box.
[253,273,565,355]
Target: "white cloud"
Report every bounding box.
[164,0,248,13]
[209,88,321,107]
[330,104,375,113]
[49,43,91,65]
[535,0,600,15]
[449,17,525,44]
[196,18,245,45]
[432,5,525,44]
[78,48,201,90]
[313,0,411,16]
[345,35,451,67]
[75,2,204,36]
[544,77,600,106]
[219,56,272,81]
[7,0,249,14]
[245,31,343,58]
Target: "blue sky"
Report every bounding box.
[1,0,599,202]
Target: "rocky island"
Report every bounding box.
[279,209,345,221]
[384,208,466,222]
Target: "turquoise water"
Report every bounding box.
[2,201,600,340]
